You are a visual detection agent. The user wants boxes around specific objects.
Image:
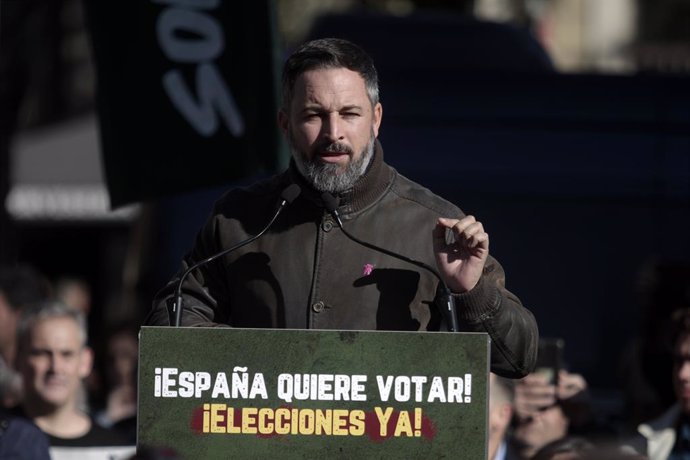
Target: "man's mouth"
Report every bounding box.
[316,144,351,164]
[45,379,64,387]
[319,150,348,161]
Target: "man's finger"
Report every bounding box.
[438,215,476,234]
[458,222,488,248]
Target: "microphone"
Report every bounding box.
[171,184,301,327]
[321,192,459,332]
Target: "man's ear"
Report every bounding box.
[372,102,383,137]
[278,110,289,138]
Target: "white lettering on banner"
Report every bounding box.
[152,367,473,404]
[157,9,224,62]
[376,375,472,403]
[153,367,268,399]
[152,0,245,137]
[276,374,368,403]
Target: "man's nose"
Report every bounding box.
[322,113,343,141]
[47,353,58,372]
[48,353,65,373]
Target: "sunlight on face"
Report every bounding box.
[280,67,382,192]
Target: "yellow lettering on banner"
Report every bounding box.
[349,410,365,436]
[315,409,332,435]
[415,407,422,437]
[258,408,274,434]
[226,407,240,433]
[200,406,388,436]
[394,410,413,437]
[275,408,290,434]
[332,409,348,436]
[375,407,394,437]
[299,409,315,435]
[211,403,226,433]
[203,403,211,433]
[242,407,258,434]
[291,408,299,435]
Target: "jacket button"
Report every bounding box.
[322,220,333,232]
[312,301,325,313]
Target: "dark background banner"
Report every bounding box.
[85,0,283,208]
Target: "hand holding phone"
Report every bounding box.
[535,338,564,386]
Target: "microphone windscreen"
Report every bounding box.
[281,184,301,204]
[321,192,339,213]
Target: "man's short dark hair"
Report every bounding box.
[0,265,51,312]
[281,38,379,111]
[671,308,690,350]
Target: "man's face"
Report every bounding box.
[513,405,569,454]
[279,67,382,192]
[18,316,92,410]
[488,374,513,459]
[673,333,690,413]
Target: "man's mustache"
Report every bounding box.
[314,142,354,156]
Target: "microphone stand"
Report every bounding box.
[171,184,301,327]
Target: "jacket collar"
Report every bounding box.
[638,403,682,459]
[288,139,394,217]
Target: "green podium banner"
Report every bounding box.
[138,327,489,458]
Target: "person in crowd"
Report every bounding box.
[489,372,521,459]
[0,264,51,408]
[0,406,51,459]
[621,260,690,429]
[145,37,538,379]
[511,369,591,458]
[55,276,92,318]
[624,308,690,459]
[94,320,139,444]
[14,300,134,459]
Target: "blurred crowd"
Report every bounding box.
[0,264,137,459]
[487,261,690,460]
[1,261,689,459]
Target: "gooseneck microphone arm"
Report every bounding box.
[171,184,301,327]
[321,192,460,332]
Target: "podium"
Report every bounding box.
[138,327,489,458]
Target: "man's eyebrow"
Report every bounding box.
[299,104,364,113]
[299,105,326,113]
[340,105,363,112]
[28,347,48,353]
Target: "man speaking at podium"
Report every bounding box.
[146,38,538,379]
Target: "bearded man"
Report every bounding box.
[146,37,537,379]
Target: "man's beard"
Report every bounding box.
[290,131,375,193]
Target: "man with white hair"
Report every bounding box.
[14,301,134,460]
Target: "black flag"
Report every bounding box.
[85,1,283,207]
